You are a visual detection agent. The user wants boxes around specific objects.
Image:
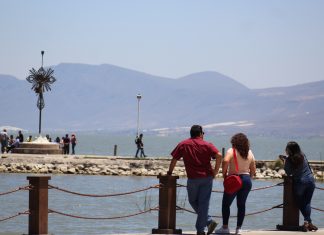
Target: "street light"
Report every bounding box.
[41,50,44,67]
[136,94,142,137]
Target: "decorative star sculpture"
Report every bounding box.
[26,51,56,134]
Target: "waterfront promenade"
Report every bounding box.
[125,230,324,235]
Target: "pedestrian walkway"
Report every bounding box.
[124,229,324,235]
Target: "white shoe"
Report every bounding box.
[236,228,242,234]
[215,226,230,234]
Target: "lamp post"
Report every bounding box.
[38,51,44,134]
[136,94,142,137]
[41,50,44,67]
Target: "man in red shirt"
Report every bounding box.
[168,125,222,235]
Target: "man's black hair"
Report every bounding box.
[190,125,203,138]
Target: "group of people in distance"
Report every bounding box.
[167,125,318,235]
[0,129,77,155]
[0,129,24,153]
[55,134,77,155]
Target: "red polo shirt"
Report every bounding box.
[171,137,219,179]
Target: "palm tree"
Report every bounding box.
[26,51,56,134]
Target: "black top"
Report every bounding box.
[18,134,24,143]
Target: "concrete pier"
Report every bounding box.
[122,230,324,235]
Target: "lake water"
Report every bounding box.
[24,132,324,160]
[0,173,323,234]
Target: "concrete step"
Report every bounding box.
[12,148,63,154]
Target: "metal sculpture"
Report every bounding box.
[26,51,56,134]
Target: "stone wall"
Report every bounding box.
[0,154,323,180]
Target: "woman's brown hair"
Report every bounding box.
[231,133,250,159]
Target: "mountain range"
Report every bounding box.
[1,63,323,136]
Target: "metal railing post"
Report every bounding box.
[152,174,182,234]
[27,176,51,235]
[277,175,301,231]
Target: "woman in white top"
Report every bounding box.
[216,133,256,235]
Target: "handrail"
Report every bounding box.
[0,175,322,235]
[311,207,324,212]
[0,185,30,196]
[315,186,324,190]
[0,210,30,222]
[48,184,160,197]
[48,206,158,220]
[176,204,283,218]
[177,182,283,193]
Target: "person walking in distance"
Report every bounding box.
[135,133,146,158]
[167,125,222,235]
[216,133,256,235]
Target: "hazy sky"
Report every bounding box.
[1,0,323,88]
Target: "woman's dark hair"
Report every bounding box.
[286,141,304,169]
[190,125,203,138]
[231,133,249,159]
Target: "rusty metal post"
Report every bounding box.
[114,145,117,156]
[27,176,51,235]
[277,176,302,231]
[152,174,182,234]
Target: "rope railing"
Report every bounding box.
[250,182,283,191]
[48,206,159,220]
[315,186,324,190]
[176,204,283,218]
[311,207,324,212]
[177,182,283,193]
[0,210,30,222]
[0,175,322,234]
[48,184,160,197]
[0,185,30,196]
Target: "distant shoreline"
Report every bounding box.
[0,154,323,181]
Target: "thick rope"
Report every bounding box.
[177,183,223,193]
[250,182,283,191]
[245,204,283,216]
[211,189,224,193]
[177,182,283,193]
[48,184,159,197]
[311,207,324,212]
[0,210,30,222]
[48,206,158,220]
[0,185,30,196]
[176,204,283,218]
